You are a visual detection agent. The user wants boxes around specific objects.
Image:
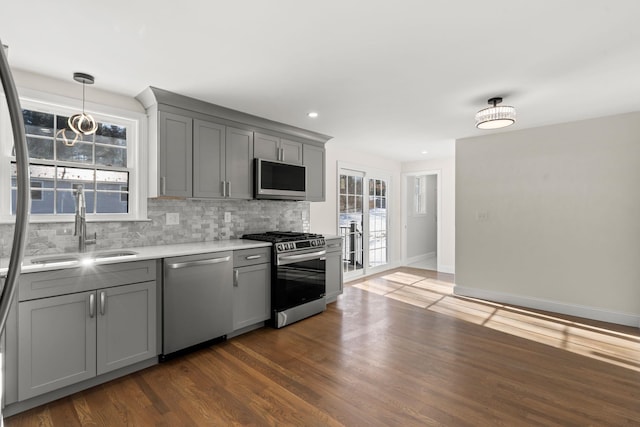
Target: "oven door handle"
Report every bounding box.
[277,250,326,265]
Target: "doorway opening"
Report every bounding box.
[402,170,441,271]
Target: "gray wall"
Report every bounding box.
[455,112,640,325]
[406,175,437,259]
[0,199,309,258]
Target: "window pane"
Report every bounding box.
[347,176,355,194]
[26,137,54,160]
[22,110,54,137]
[57,166,95,184]
[95,123,127,146]
[95,145,126,167]
[55,190,77,214]
[56,140,93,163]
[96,191,128,213]
[96,170,128,186]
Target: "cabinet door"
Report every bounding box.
[280,139,303,164]
[303,144,326,201]
[194,119,225,198]
[158,111,193,197]
[226,127,254,199]
[325,244,344,302]
[254,132,280,161]
[233,263,271,330]
[18,291,97,400]
[97,281,157,375]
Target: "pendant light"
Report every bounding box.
[68,72,97,135]
[56,72,98,146]
[475,97,516,129]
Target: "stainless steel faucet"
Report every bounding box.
[74,185,96,252]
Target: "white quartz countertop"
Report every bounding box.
[0,239,272,276]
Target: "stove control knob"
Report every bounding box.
[277,244,283,251]
[311,240,316,246]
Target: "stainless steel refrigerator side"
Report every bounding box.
[0,40,31,425]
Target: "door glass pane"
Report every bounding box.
[339,172,364,274]
[369,178,388,268]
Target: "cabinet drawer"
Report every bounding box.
[233,247,271,267]
[19,260,157,301]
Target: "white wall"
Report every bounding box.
[309,142,403,267]
[455,112,640,326]
[402,157,455,273]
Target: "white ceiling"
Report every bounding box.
[2,1,640,161]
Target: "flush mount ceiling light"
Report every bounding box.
[68,72,98,136]
[475,97,516,129]
[307,111,318,118]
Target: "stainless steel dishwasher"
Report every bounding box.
[162,251,233,359]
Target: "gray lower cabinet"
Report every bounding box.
[303,143,326,202]
[325,237,343,302]
[233,248,271,330]
[15,261,157,402]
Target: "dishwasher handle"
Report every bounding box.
[166,255,231,269]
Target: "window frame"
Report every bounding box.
[0,89,148,224]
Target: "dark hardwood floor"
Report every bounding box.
[6,267,640,426]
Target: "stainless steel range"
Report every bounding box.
[242,231,326,328]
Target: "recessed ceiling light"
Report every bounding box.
[421,150,428,155]
[307,112,318,118]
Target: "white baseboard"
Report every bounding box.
[454,285,640,328]
[437,264,455,274]
[406,253,434,265]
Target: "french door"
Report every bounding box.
[338,167,389,279]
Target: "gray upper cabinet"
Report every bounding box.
[225,127,254,199]
[137,87,332,200]
[254,132,303,164]
[303,143,326,202]
[193,119,225,198]
[158,111,193,197]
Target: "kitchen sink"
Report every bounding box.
[91,250,138,260]
[30,255,81,265]
[30,250,138,265]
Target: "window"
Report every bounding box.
[1,95,146,223]
[414,175,427,215]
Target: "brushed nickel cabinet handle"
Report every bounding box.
[89,293,95,318]
[246,255,261,260]
[161,176,166,195]
[100,291,106,315]
[234,269,239,287]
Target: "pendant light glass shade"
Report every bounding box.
[475,97,516,129]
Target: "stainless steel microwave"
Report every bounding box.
[254,158,306,201]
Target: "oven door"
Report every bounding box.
[273,249,326,312]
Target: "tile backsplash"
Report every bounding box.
[0,198,310,257]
